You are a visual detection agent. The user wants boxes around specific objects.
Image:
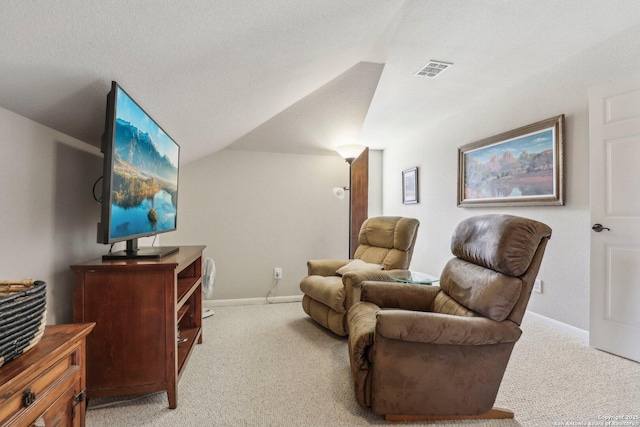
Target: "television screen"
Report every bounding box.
[98,82,179,259]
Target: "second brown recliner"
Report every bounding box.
[347,214,552,420]
[300,216,419,336]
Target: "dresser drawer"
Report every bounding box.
[1,364,80,427]
[37,374,84,427]
[0,350,75,421]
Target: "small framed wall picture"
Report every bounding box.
[402,167,419,204]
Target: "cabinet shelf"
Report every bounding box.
[177,303,190,324]
[177,326,201,378]
[72,245,205,410]
[177,276,201,309]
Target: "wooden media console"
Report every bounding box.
[71,245,205,409]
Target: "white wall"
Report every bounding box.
[379,23,640,331]
[0,106,107,324]
[162,149,350,301]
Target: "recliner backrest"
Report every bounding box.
[434,214,551,324]
[353,216,420,270]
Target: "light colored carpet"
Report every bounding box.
[86,302,640,426]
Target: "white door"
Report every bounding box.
[589,74,640,362]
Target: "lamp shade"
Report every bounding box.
[336,144,366,163]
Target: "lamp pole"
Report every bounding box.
[346,157,354,259]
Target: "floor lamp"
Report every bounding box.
[336,144,366,258]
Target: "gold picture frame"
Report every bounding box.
[457,115,564,207]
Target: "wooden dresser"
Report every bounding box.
[0,323,94,427]
[71,245,204,409]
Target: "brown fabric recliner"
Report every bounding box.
[347,214,552,420]
[300,216,420,336]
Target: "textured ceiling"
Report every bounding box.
[360,0,640,148]
[1,0,639,164]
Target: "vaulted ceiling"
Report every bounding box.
[1,1,639,164]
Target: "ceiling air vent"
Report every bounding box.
[415,60,453,78]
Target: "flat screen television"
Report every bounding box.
[97,81,180,259]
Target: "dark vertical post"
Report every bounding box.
[350,148,369,258]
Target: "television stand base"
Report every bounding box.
[102,246,179,260]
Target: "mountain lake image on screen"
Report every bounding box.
[108,86,179,241]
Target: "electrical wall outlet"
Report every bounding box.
[533,278,543,293]
[274,268,283,280]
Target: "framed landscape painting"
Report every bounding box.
[457,115,564,207]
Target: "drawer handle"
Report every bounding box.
[23,389,36,407]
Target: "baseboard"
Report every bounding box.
[524,311,589,344]
[204,295,304,307]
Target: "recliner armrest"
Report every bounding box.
[307,259,349,276]
[376,310,522,346]
[342,269,399,288]
[361,281,440,312]
[347,302,379,370]
[343,271,400,309]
